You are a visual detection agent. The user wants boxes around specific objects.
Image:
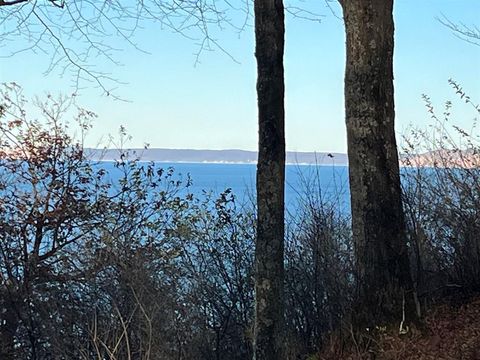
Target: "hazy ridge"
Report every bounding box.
[85,148,349,165]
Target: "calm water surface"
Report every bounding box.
[99,162,351,211]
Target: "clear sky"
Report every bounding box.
[0,0,479,153]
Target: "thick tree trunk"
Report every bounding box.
[340,0,415,326]
[253,0,285,358]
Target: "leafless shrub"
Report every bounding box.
[284,165,354,357]
[401,80,480,306]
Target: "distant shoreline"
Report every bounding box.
[3,147,477,168]
[92,159,348,166]
[85,148,349,166]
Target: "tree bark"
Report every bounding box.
[0,291,18,360]
[340,0,415,326]
[253,0,286,358]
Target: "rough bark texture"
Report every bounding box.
[340,0,415,326]
[253,0,286,358]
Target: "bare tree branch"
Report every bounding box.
[0,0,248,97]
[0,0,29,6]
[438,14,480,47]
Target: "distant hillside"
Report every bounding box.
[400,149,480,168]
[5,147,478,168]
[85,148,349,165]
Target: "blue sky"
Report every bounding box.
[0,0,479,153]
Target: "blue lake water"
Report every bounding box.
[104,162,352,212]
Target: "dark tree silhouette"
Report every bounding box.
[253,0,286,358]
[338,0,416,326]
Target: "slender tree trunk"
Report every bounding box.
[340,0,415,326]
[253,0,285,358]
[0,292,18,360]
